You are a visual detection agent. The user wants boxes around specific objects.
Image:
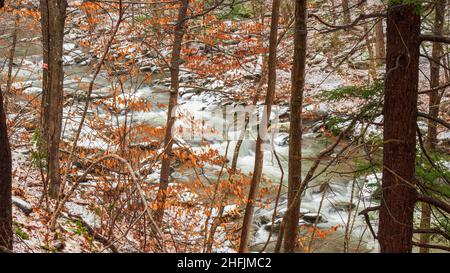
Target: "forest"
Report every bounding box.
[0,0,449,254]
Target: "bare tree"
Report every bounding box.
[0,87,12,252]
[284,0,307,253]
[39,0,68,199]
[0,0,13,254]
[155,0,190,225]
[239,0,281,253]
[419,0,446,253]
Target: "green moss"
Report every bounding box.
[15,226,30,240]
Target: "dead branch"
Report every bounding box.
[417,194,450,214]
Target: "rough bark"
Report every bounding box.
[378,3,421,253]
[0,87,12,252]
[238,0,280,253]
[40,0,67,199]
[155,0,190,225]
[420,0,446,253]
[284,0,307,253]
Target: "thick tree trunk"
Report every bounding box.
[238,0,280,253]
[40,0,67,199]
[155,0,189,225]
[284,0,307,253]
[378,3,421,253]
[0,87,12,252]
[420,0,446,253]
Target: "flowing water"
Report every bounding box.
[1,36,378,252]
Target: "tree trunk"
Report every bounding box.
[378,3,421,253]
[238,0,281,253]
[374,19,385,66]
[155,0,189,225]
[420,0,446,253]
[284,0,307,253]
[4,13,19,113]
[342,0,351,24]
[0,87,12,252]
[359,2,377,81]
[0,0,13,253]
[40,0,67,199]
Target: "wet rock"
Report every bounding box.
[311,182,332,195]
[274,133,289,146]
[263,219,282,233]
[259,215,270,225]
[302,213,325,223]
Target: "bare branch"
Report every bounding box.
[417,194,450,214]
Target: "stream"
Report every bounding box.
[1,34,379,252]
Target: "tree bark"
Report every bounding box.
[238,0,281,253]
[40,0,67,199]
[420,0,446,253]
[284,0,307,253]
[374,19,385,65]
[0,87,12,252]
[342,0,351,25]
[378,3,421,253]
[155,0,190,225]
[0,0,12,253]
[4,14,19,113]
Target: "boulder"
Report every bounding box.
[302,213,326,223]
[12,196,33,215]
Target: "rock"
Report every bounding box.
[311,121,324,133]
[278,122,290,133]
[12,197,33,215]
[311,182,332,194]
[310,53,325,65]
[140,65,156,73]
[63,43,76,52]
[299,208,310,216]
[263,219,282,233]
[23,86,42,96]
[259,215,271,225]
[350,60,371,70]
[53,240,65,251]
[329,201,355,213]
[223,205,241,219]
[274,133,289,146]
[302,213,325,223]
